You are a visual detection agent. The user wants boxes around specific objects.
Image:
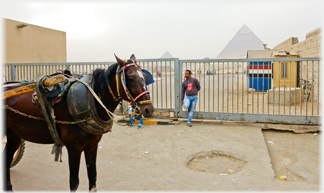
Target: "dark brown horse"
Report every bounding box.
[3,55,154,191]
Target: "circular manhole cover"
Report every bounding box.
[187,151,247,175]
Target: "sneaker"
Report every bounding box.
[137,124,143,129]
[129,123,134,127]
[187,122,192,127]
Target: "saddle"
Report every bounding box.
[32,83,64,104]
[33,71,75,105]
[66,74,113,135]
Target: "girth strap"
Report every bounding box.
[35,76,63,146]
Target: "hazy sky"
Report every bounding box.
[1,0,323,62]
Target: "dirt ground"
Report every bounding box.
[7,121,321,191]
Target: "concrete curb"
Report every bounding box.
[118,119,181,125]
[178,118,321,134]
[118,118,320,133]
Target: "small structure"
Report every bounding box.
[268,51,303,105]
[271,51,298,88]
[246,50,273,92]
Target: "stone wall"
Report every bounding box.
[273,37,299,51]
[273,28,321,103]
[273,28,321,57]
[306,28,322,39]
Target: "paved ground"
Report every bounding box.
[9,121,320,191]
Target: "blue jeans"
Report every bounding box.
[129,107,144,126]
[129,115,143,125]
[136,115,144,125]
[183,96,198,123]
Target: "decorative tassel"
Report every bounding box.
[51,143,63,162]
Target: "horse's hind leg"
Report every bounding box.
[3,128,21,191]
[66,147,82,191]
[84,144,98,192]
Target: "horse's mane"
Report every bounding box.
[92,63,119,98]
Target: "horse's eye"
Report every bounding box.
[127,77,135,82]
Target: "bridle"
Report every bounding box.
[105,62,153,108]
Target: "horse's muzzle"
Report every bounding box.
[140,104,154,117]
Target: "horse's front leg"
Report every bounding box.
[66,146,82,191]
[84,144,98,192]
[3,129,21,191]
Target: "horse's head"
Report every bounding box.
[115,54,154,118]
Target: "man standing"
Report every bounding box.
[181,70,201,127]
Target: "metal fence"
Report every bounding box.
[2,59,178,113]
[178,58,321,125]
[3,57,321,125]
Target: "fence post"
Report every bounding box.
[174,58,181,118]
[10,63,17,81]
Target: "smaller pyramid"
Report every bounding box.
[160,51,174,58]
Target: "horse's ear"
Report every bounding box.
[114,54,126,67]
[130,54,137,62]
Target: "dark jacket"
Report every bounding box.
[181,77,200,101]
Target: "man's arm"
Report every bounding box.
[196,78,201,91]
[181,82,186,101]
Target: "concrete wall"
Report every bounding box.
[4,18,66,63]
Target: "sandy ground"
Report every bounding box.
[7,121,320,191]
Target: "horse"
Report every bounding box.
[3,54,154,191]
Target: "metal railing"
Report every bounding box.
[3,57,321,125]
[178,58,321,125]
[2,59,178,113]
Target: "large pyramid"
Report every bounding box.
[217,24,264,59]
[160,51,174,58]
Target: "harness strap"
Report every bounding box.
[121,69,135,102]
[35,76,64,146]
[106,62,153,108]
[116,63,139,74]
[115,63,143,104]
[106,63,152,113]
[116,66,123,100]
[104,69,119,102]
[3,84,36,99]
[134,90,150,102]
[68,75,135,126]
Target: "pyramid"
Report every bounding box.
[160,51,174,58]
[217,24,264,59]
